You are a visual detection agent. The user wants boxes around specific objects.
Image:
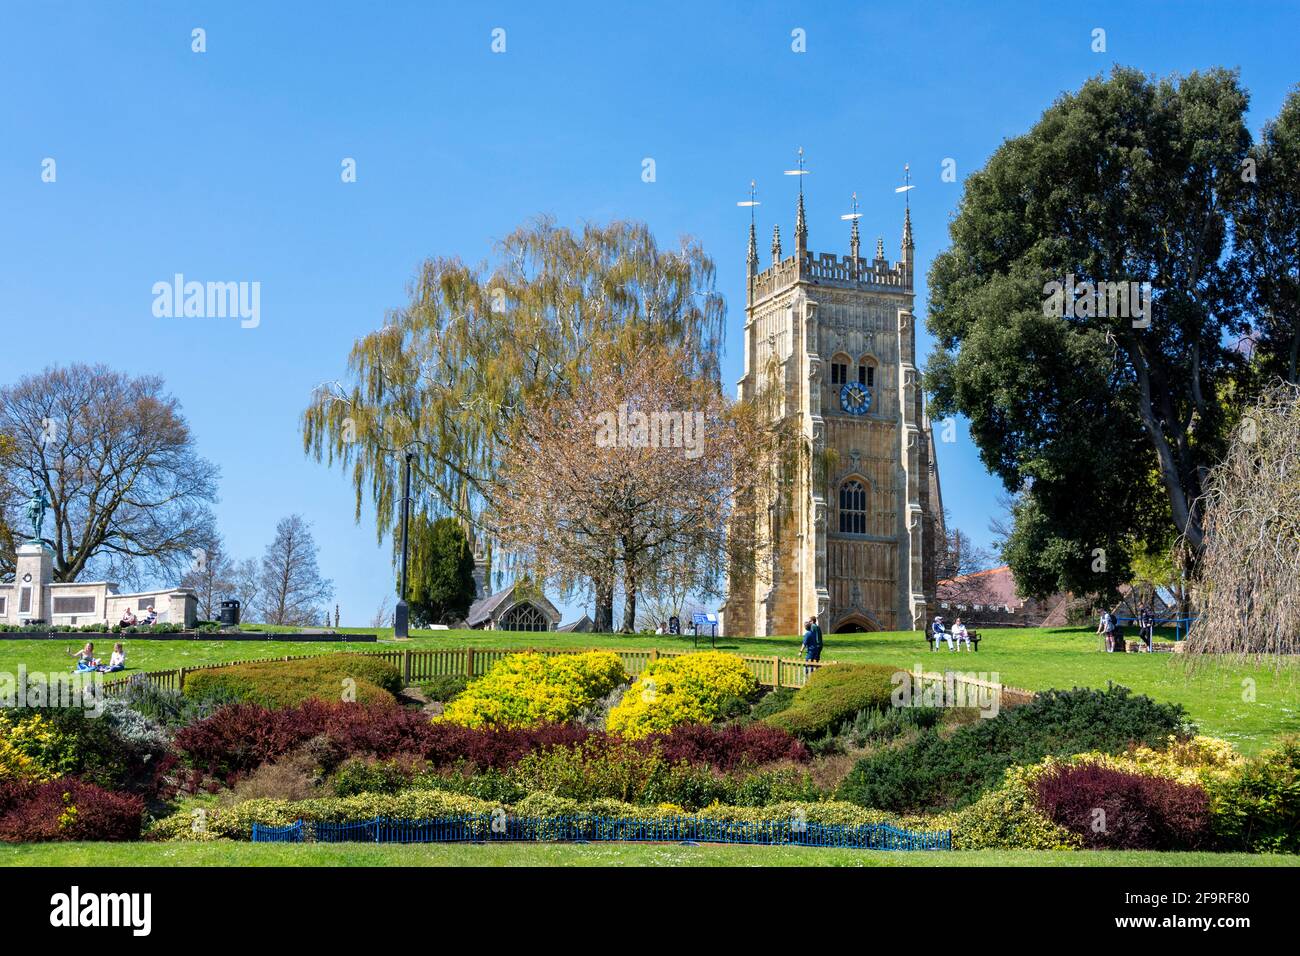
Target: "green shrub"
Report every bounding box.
[415,767,531,804]
[331,757,418,797]
[1209,735,1300,853]
[836,685,1190,813]
[182,655,401,709]
[421,674,469,703]
[750,687,796,720]
[764,664,899,738]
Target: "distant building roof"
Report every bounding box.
[937,565,1022,606]
[558,613,595,633]
[465,587,516,627]
[465,581,561,629]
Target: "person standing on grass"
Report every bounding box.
[1097,609,1113,652]
[801,617,823,663]
[1139,606,1154,652]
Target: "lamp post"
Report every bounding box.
[394,451,414,639]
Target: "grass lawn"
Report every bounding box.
[4,625,1296,752]
[1,841,1295,867]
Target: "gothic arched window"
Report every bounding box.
[857,356,879,404]
[830,353,852,386]
[500,603,550,632]
[839,479,867,534]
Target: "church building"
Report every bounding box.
[722,163,944,636]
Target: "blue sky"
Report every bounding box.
[2,1,1296,625]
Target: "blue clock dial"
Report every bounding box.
[839,382,872,416]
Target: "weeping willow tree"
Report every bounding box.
[1186,383,1300,659]
[302,217,726,628]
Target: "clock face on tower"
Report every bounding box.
[839,381,872,416]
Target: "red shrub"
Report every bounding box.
[644,723,810,770]
[175,700,805,785]
[174,700,594,780]
[0,779,144,843]
[1032,763,1211,850]
[441,724,593,769]
[173,700,333,778]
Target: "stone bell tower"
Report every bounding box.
[722,158,942,637]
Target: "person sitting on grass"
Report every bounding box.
[70,642,99,672]
[141,605,158,626]
[119,608,137,627]
[98,642,126,673]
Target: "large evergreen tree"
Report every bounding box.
[403,516,477,627]
[926,67,1279,598]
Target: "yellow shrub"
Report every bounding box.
[0,712,62,783]
[436,652,627,729]
[606,652,758,739]
[947,762,1081,851]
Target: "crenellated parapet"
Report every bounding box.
[749,250,911,305]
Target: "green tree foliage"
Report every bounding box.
[302,217,725,628]
[926,67,1278,598]
[402,516,477,626]
[1233,86,1300,386]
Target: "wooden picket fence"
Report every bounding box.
[101,646,1037,706]
[101,645,842,696]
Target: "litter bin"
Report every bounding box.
[219,600,241,626]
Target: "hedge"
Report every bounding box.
[147,789,937,842]
[182,655,402,709]
[763,664,899,738]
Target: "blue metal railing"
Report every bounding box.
[1112,616,1200,642]
[251,813,951,850]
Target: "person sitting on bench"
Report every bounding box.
[931,615,952,651]
[119,608,137,627]
[952,617,971,651]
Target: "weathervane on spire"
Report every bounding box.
[736,179,760,221]
[786,148,810,251]
[738,179,761,275]
[784,147,809,190]
[840,191,862,221]
[895,162,915,207]
[841,191,862,263]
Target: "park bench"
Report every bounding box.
[927,630,981,652]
